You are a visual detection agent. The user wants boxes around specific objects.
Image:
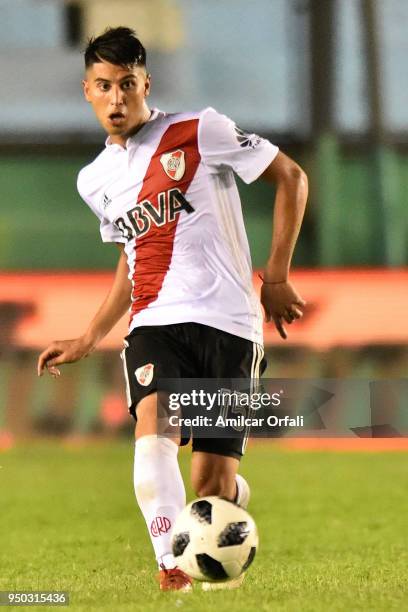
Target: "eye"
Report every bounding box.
[122,80,136,90]
[97,82,110,92]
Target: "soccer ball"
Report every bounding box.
[171,496,258,581]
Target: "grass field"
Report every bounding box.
[1,441,407,611]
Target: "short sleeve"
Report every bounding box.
[77,171,125,244]
[98,214,125,244]
[198,107,279,184]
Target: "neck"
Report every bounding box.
[109,105,152,147]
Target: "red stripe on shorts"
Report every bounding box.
[130,119,200,321]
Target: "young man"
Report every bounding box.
[37,27,308,591]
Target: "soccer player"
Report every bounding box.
[37,27,308,591]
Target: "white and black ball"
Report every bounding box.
[171,496,258,582]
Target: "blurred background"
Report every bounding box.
[0,0,407,441]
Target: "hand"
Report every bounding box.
[37,337,95,377]
[261,280,306,340]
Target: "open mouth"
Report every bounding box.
[109,112,125,123]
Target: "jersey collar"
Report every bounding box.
[104,108,162,150]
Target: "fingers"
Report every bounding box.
[261,282,306,338]
[48,365,61,378]
[283,311,293,324]
[38,348,53,376]
[46,353,66,367]
[264,304,301,335]
[266,302,304,338]
[290,306,303,318]
[273,316,287,340]
[37,343,64,377]
[284,305,304,323]
[46,358,63,378]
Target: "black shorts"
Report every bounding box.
[120,322,266,459]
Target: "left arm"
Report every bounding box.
[258,151,308,339]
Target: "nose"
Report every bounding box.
[110,84,124,107]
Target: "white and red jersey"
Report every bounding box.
[77,108,279,344]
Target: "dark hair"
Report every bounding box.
[84,27,146,69]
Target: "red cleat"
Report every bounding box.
[156,565,193,592]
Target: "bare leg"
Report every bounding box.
[134,392,180,444]
[190,451,239,500]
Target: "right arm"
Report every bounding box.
[37,244,131,376]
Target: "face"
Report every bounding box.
[83,60,151,144]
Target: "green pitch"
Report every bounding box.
[1,442,407,611]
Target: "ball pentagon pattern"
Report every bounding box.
[171,496,258,582]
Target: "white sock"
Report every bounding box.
[235,474,250,509]
[134,435,186,569]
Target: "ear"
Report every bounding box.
[144,74,151,98]
[82,79,91,102]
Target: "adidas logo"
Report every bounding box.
[102,193,112,209]
[234,126,261,150]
